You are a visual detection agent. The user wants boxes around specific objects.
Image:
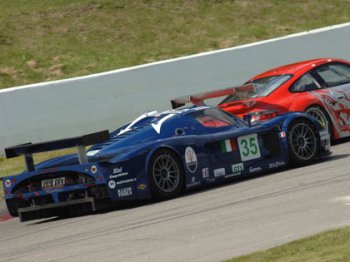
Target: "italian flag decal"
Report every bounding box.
[220,138,237,153]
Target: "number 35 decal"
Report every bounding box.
[237,133,261,161]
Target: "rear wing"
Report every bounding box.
[171,84,254,109]
[5,130,110,172]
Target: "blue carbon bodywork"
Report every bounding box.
[2,106,331,220]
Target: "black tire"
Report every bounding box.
[6,200,18,217]
[305,106,332,138]
[288,119,319,165]
[149,149,185,200]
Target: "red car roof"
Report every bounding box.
[251,58,346,79]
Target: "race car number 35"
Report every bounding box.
[237,133,261,161]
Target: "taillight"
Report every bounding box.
[244,110,279,125]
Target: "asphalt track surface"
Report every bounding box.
[0,141,350,262]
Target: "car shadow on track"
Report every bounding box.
[29,200,153,225]
[320,153,350,162]
[332,136,350,145]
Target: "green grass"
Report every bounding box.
[226,225,350,262]
[1,0,350,89]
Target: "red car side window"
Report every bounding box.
[290,73,320,92]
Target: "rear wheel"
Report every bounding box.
[288,119,319,165]
[149,149,184,200]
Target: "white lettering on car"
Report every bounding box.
[118,187,132,197]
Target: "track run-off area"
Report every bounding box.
[0,141,350,262]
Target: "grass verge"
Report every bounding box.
[1,0,350,89]
[225,226,350,262]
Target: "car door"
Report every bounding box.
[190,108,284,181]
[189,108,245,179]
[312,63,350,137]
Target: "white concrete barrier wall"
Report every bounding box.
[1,22,350,156]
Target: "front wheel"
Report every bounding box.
[288,119,319,165]
[149,149,185,200]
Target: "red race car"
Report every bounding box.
[172,58,350,140]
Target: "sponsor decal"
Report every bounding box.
[319,130,330,140]
[109,172,129,179]
[220,138,237,153]
[214,168,226,177]
[118,187,133,197]
[91,165,97,174]
[279,131,286,138]
[269,161,286,169]
[202,168,209,179]
[117,178,136,185]
[113,167,123,174]
[110,167,129,179]
[238,133,261,161]
[185,147,198,173]
[108,180,116,189]
[249,166,262,173]
[231,163,244,175]
[138,184,147,190]
[225,163,244,178]
[5,179,11,188]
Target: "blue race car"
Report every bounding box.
[3,105,331,222]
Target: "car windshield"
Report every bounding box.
[191,108,240,128]
[220,74,292,104]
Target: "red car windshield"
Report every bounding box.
[220,74,292,104]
